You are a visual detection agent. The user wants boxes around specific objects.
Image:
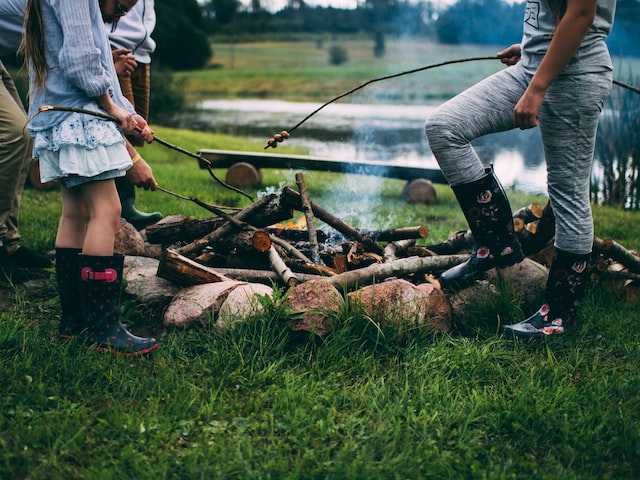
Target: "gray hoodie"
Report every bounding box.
[0,0,25,56]
[107,0,156,64]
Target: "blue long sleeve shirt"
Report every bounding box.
[27,0,134,131]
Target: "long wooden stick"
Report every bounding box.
[176,194,276,256]
[280,186,365,242]
[264,59,640,148]
[295,172,322,264]
[35,105,254,201]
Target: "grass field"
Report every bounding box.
[2,37,640,479]
[175,38,640,104]
[2,123,639,479]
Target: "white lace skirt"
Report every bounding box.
[33,103,132,187]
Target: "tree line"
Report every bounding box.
[154,0,640,70]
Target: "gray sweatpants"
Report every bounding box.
[425,63,612,254]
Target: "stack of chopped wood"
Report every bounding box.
[135,174,640,335]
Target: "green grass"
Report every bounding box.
[2,125,640,479]
[177,39,640,103]
[4,37,640,478]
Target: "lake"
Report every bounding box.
[188,99,555,195]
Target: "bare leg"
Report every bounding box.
[78,179,121,256]
[56,185,89,250]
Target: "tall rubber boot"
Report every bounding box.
[55,248,83,338]
[78,254,158,356]
[439,168,524,291]
[503,248,590,339]
[115,176,162,230]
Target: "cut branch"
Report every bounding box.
[594,237,640,273]
[157,248,233,286]
[295,172,322,264]
[325,254,469,290]
[267,245,299,288]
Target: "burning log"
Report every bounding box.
[295,172,323,264]
[145,200,293,246]
[280,186,365,243]
[361,226,429,242]
[176,193,277,257]
[208,229,272,254]
[144,215,221,245]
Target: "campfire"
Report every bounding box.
[122,173,640,336]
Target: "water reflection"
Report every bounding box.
[185,99,550,194]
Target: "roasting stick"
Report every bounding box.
[158,185,314,264]
[263,57,640,149]
[33,105,255,202]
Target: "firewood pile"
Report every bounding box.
[118,175,640,337]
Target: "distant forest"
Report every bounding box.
[155,0,640,70]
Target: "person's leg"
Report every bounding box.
[0,62,49,281]
[56,185,90,249]
[504,71,613,339]
[424,67,529,290]
[131,63,150,122]
[77,179,121,255]
[55,185,89,337]
[116,63,161,229]
[75,179,157,354]
[425,66,529,185]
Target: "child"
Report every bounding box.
[22,0,159,355]
[424,0,616,339]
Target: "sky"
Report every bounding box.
[241,0,458,13]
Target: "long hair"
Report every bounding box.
[19,0,47,95]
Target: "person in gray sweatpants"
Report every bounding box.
[424,0,616,339]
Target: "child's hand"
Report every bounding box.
[112,48,137,77]
[497,44,522,66]
[132,114,154,143]
[126,157,158,191]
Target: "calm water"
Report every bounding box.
[187,99,552,194]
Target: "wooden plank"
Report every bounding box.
[197,148,447,184]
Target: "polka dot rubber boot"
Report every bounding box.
[78,254,158,356]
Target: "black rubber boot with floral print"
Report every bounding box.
[503,248,591,340]
[56,248,83,338]
[78,254,158,356]
[439,168,524,291]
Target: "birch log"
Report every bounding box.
[325,254,468,290]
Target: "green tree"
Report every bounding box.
[154,0,212,70]
[202,0,242,27]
